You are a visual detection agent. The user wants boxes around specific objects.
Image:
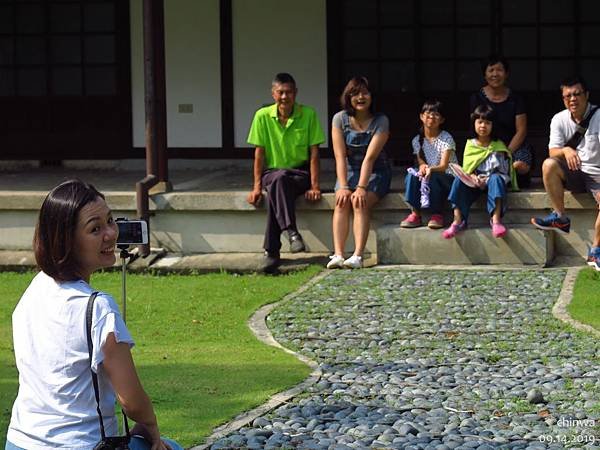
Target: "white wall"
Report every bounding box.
[232,0,328,147]
[130,0,328,150]
[130,0,222,148]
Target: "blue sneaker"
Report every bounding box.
[531,212,571,234]
[587,247,600,271]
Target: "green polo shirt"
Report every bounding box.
[247,103,325,169]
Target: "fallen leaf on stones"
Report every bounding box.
[538,409,550,417]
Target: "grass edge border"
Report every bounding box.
[552,266,600,338]
[190,269,330,450]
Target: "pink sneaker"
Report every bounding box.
[442,220,467,239]
[427,214,444,229]
[491,220,507,238]
[400,212,422,228]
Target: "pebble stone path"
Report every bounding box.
[210,269,600,449]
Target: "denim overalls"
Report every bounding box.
[336,111,392,197]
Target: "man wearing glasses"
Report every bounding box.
[532,75,600,270]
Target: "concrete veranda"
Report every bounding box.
[0,160,592,272]
[0,160,399,272]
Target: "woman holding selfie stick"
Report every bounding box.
[6,180,181,450]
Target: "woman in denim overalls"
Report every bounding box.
[327,76,392,269]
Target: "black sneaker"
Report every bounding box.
[288,231,306,253]
[263,251,280,273]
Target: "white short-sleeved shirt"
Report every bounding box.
[411,130,458,175]
[7,271,134,449]
[549,103,600,175]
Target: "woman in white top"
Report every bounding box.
[6,180,180,450]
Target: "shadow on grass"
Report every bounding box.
[132,360,311,447]
[1,359,311,449]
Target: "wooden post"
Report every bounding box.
[143,0,171,193]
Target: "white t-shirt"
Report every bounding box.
[7,271,134,449]
[411,130,458,175]
[549,103,600,175]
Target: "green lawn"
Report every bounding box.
[0,267,321,448]
[568,267,600,331]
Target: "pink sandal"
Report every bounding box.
[442,220,467,239]
[491,220,507,238]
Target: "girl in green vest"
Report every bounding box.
[442,104,518,239]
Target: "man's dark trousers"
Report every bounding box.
[261,167,310,253]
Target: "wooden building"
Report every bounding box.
[1,0,600,166]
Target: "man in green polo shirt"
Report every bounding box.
[247,73,325,272]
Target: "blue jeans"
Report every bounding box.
[447,173,507,222]
[5,436,183,450]
[404,171,454,214]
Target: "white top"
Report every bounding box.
[8,271,134,449]
[549,103,600,175]
[471,140,511,185]
[411,130,458,175]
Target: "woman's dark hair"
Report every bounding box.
[340,76,373,116]
[416,99,445,162]
[481,54,510,76]
[34,179,104,282]
[470,104,497,140]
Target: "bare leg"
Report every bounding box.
[594,202,600,248]
[492,199,502,223]
[513,161,530,175]
[352,192,380,257]
[452,208,463,225]
[542,158,567,214]
[332,202,352,256]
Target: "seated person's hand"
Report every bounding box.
[335,188,352,207]
[424,166,432,180]
[418,164,429,177]
[351,188,367,209]
[564,147,582,171]
[305,187,321,201]
[246,189,262,206]
[470,174,487,189]
[131,423,172,450]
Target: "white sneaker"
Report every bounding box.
[343,254,363,269]
[327,254,345,269]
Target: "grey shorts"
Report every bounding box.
[553,157,600,204]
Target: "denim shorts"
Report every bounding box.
[335,164,392,199]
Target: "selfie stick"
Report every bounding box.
[117,245,131,323]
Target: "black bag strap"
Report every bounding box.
[86,292,131,444]
[565,105,599,149]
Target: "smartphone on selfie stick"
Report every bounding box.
[116,219,149,323]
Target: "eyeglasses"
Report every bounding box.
[423,112,441,118]
[562,91,585,100]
